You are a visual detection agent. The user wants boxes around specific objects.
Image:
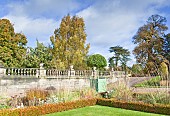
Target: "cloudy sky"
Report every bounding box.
[1,0,170,66]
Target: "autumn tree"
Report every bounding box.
[87,54,107,70]
[109,46,130,70]
[0,19,27,67]
[50,15,90,69]
[132,14,168,74]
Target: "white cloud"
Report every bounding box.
[1,0,170,66]
[77,0,170,66]
[2,15,59,47]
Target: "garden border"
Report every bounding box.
[0,98,170,116]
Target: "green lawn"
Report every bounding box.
[45,105,165,116]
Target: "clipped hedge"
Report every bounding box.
[0,98,97,116]
[0,98,169,115]
[97,98,170,115]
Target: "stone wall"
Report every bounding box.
[0,76,119,97]
[0,77,92,97]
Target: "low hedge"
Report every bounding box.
[97,98,170,115]
[0,98,97,116]
[0,98,169,115]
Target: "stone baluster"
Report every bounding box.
[92,67,97,78]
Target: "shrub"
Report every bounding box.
[134,76,161,87]
[96,98,170,115]
[0,98,97,116]
[87,54,107,70]
[1,98,169,115]
[26,88,49,100]
[134,92,170,105]
[110,84,133,101]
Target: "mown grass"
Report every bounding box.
[45,105,164,116]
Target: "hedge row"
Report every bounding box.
[0,98,97,116]
[96,98,170,115]
[0,98,170,116]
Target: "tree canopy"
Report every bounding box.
[109,46,130,70]
[50,14,90,69]
[0,19,27,67]
[87,54,107,70]
[23,40,52,68]
[133,14,168,65]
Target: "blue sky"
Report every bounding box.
[0,0,170,66]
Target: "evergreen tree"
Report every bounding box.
[109,46,130,70]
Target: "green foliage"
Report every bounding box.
[87,54,107,70]
[23,40,52,68]
[109,46,130,70]
[50,14,90,69]
[131,64,144,77]
[0,105,10,109]
[132,14,168,74]
[134,76,162,87]
[0,19,27,67]
[135,92,170,105]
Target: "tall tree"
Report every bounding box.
[132,14,168,73]
[0,19,27,67]
[133,15,168,65]
[50,15,90,69]
[109,46,130,70]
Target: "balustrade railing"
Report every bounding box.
[1,67,126,78]
[46,69,69,77]
[6,68,38,76]
[75,70,93,77]
[98,71,111,77]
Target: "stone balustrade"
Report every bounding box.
[6,68,38,76]
[0,65,126,78]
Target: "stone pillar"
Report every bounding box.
[39,63,46,78]
[92,67,97,78]
[68,65,75,77]
[0,61,6,77]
